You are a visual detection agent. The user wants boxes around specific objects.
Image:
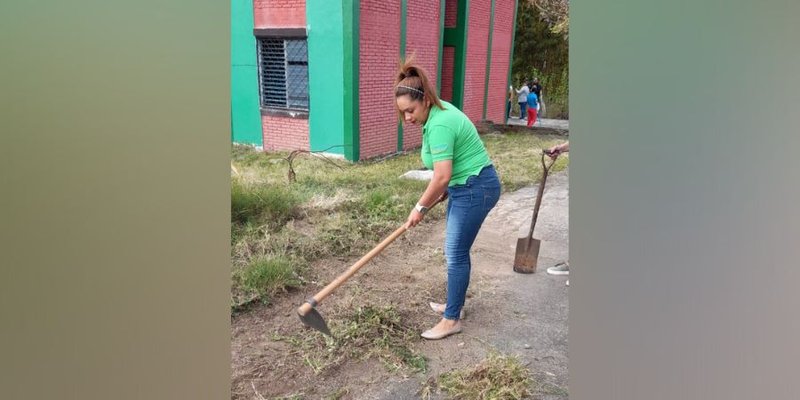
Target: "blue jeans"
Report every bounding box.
[518,102,527,119]
[443,165,502,320]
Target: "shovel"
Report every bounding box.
[298,194,446,336]
[513,150,558,273]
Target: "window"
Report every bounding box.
[257,37,309,111]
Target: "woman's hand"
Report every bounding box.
[405,209,425,229]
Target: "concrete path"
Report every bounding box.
[506,116,570,131]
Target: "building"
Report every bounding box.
[231,0,518,161]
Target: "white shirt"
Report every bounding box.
[516,86,530,103]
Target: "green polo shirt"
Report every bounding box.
[421,100,492,186]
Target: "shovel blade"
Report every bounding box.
[298,307,332,336]
[513,237,541,274]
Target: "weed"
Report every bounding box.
[237,256,301,300]
[437,352,532,400]
[274,305,427,375]
[231,178,302,227]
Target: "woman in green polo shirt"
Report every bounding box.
[395,58,501,340]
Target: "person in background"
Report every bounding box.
[526,84,539,127]
[545,140,569,285]
[507,85,515,122]
[394,57,502,340]
[515,81,530,119]
[530,77,544,119]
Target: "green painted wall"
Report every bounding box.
[307,0,346,156]
[341,0,360,161]
[231,0,262,146]
[398,0,407,152]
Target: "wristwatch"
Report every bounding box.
[414,203,429,214]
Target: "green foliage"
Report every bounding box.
[512,1,569,118]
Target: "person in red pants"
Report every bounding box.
[526,84,539,127]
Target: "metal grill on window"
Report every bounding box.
[257,38,309,111]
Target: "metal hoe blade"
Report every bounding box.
[298,307,331,336]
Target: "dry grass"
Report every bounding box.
[433,353,533,400]
[272,305,427,375]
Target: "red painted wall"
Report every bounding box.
[462,0,491,121]
[359,0,402,160]
[403,0,442,150]
[486,0,515,123]
[254,0,309,151]
[445,0,458,28]
[262,115,310,151]
[253,0,306,28]
[440,46,455,102]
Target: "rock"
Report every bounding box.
[399,170,434,181]
[524,344,531,349]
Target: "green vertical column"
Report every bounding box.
[231,0,262,146]
[308,0,360,161]
[482,0,496,120]
[443,0,469,110]
[398,0,407,152]
[342,0,360,161]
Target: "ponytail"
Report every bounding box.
[394,55,444,119]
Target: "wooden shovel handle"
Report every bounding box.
[526,151,558,240]
[297,194,446,316]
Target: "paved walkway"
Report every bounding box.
[506,116,570,131]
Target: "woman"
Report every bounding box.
[526,83,539,127]
[394,58,501,340]
[515,81,530,119]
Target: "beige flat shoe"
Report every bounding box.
[429,302,466,319]
[421,325,463,340]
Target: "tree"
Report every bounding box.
[530,0,569,37]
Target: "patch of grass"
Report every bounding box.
[237,256,301,301]
[436,352,532,400]
[274,305,427,375]
[231,178,303,227]
[480,130,569,191]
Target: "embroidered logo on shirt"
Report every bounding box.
[431,143,449,154]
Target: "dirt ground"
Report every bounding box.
[231,169,570,400]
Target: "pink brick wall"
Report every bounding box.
[262,115,310,151]
[462,0,491,121]
[359,0,402,160]
[445,0,458,28]
[440,46,455,102]
[254,0,308,153]
[253,0,306,28]
[486,0,515,123]
[403,0,442,151]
